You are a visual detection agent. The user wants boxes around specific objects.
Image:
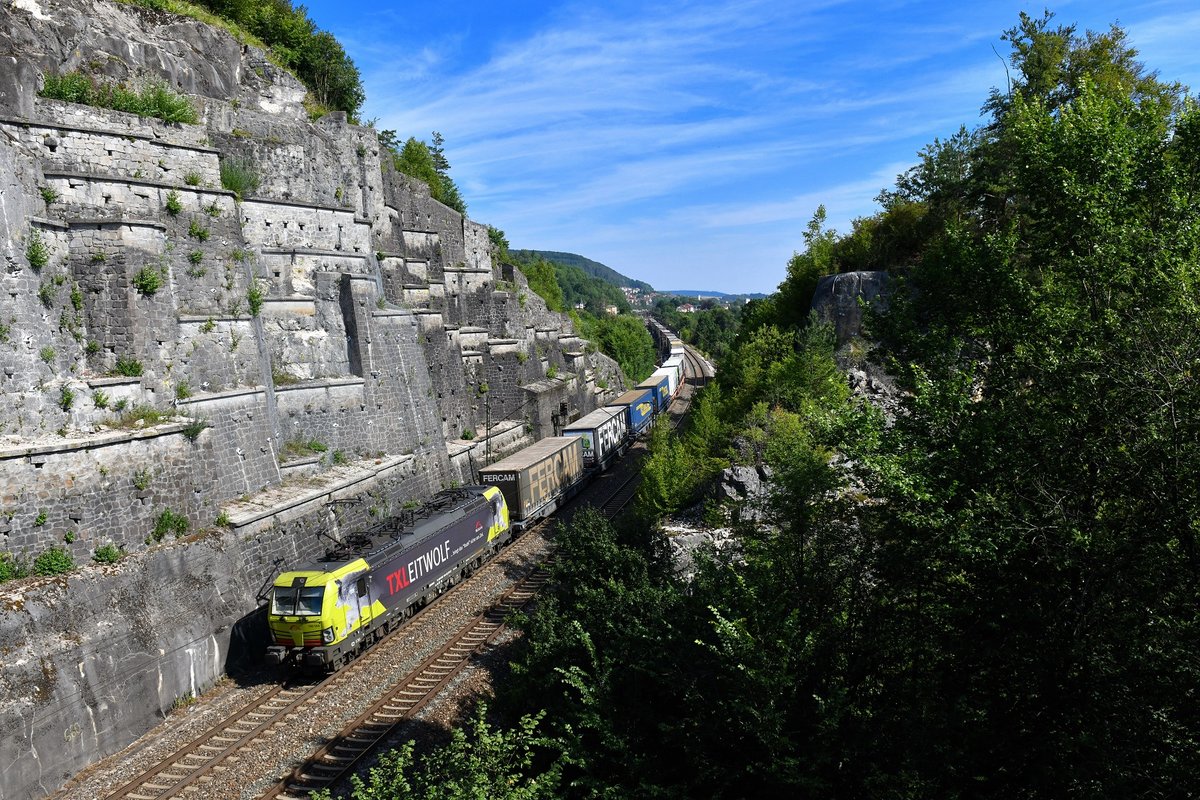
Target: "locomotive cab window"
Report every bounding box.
[271,586,325,616]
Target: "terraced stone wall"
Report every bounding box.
[0,3,627,795]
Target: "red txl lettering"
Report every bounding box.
[386,568,411,594]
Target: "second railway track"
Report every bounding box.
[69,341,710,800]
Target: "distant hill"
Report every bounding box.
[665,289,768,300]
[516,250,654,292]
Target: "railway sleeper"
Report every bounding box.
[304,763,342,777]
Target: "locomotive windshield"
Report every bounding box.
[270,586,325,616]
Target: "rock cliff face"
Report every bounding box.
[0,2,623,795]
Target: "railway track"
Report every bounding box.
[680,344,712,388]
[97,344,711,800]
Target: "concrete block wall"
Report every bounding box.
[0,423,218,557]
[30,99,212,147]
[207,107,384,221]
[66,218,177,375]
[463,219,493,271]
[0,111,220,186]
[174,389,280,498]
[1,214,85,437]
[0,452,440,800]
[239,198,371,254]
[260,248,370,297]
[257,297,351,382]
[171,315,264,395]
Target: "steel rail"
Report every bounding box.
[260,565,553,799]
[102,333,710,800]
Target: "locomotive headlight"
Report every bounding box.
[322,626,335,644]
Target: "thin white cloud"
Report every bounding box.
[323,0,1200,293]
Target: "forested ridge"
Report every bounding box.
[312,11,1200,799]
[496,245,659,385]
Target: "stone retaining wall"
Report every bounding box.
[0,454,432,800]
[0,4,626,796]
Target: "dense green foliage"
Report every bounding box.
[182,0,364,117]
[512,254,565,313]
[509,251,654,383]
[383,132,467,214]
[575,313,656,384]
[92,544,125,564]
[312,706,562,800]
[299,12,1200,799]
[653,297,742,362]
[39,72,198,123]
[0,553,28,583]
[32,546,74,576]
[511,252,631,316]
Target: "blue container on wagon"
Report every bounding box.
[636,374,671,413]
[607,387,656,436]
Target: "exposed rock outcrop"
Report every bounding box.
[663,270,901,581]
[811,269,903,419]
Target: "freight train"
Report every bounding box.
[265,485,509,670]
[265,327,695,670]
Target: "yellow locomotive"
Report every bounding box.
[265,486,508,670]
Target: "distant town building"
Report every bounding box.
[678,303,696,313]
[605,305,619,316]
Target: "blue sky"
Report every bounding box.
[308,1,1200,294]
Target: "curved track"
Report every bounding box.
[99,339,711,800]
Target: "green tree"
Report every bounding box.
[869,77,1200,798]
[983,10,1183,122]
[589,314,655,383]
[312,706,562,800]
[517,256,564,313]
[764,206,837,331]
[392,136,467,214]
[193,0,365,117]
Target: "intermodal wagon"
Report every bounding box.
[562,406,628,469]
[479,436,585,530]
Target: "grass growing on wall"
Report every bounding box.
[220,157,260,200]
[40,72,199,124]
[120,0,365,119]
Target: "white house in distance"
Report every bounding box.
[678,303,696,313]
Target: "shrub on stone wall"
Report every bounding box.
[0,553,28,583]
[132,266,163,295]
[32,546,74,576]
[182,417,210,442]
[247,283,264,316]
[92,544,124,564]
[39,72,199,124]
[188,220,211,241]
[151,508,189,542]
[26,229,49,271]
[114,356,144,377]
